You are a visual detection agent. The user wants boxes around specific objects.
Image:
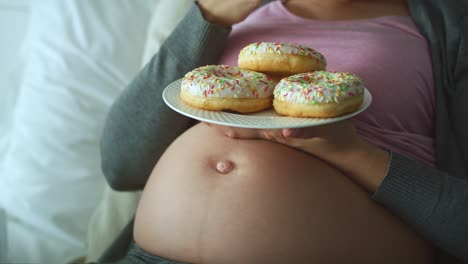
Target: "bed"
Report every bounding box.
[0,1,192,263]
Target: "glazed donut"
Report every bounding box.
[238,42,327,79]
[180,65,276,113]
[273,71,365,118]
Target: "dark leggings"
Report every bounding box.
[105,242,188,264]
[92,218,188,264]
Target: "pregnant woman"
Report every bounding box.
[99,0,468,263]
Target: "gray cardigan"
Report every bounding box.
[100,1,468,262]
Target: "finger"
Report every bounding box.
[261,129,284,141]
[226,127,285,141]
[203,122,263,139]
[283,121,353,139]
[223,127,264,139]
[283,126,326,139]
[282,128,304,138]
[206,122,286,141]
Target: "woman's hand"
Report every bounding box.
[197,0,264,27]
[205,120,364,160]
[204,120,391,192]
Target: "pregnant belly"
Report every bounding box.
[134,123,433,264]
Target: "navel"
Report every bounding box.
[215,160,235,174]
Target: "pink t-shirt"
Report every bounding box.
[217,0,436,166]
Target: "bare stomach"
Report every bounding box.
[134,123,433,264]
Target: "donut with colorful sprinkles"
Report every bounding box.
[181,65,276,113]
[238,42,326,81]
[273,71,365,118]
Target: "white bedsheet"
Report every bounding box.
[0,2,29,261]
[0,1,155,263]
[0,0,29,160]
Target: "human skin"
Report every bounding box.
[198,0,410,27]
[134,123,432,264]
[197,0,263,27]
[206,120,391,194]
[133,0,432,263]
[195,0,406,195]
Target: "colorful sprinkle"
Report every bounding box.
[181,65,275,99]
[274,71,365,104]
[239,42,327,66]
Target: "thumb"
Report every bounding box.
[282,128,305,138]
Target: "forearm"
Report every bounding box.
[339,147,468,262]
[335,143,390,192]
[372,153,468,262]
[100,4,230,191]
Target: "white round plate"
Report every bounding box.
[163,79,372,129]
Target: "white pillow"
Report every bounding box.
[141,0,193,64]
[0,1,154,263]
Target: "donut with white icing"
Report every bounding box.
[181,65,276,113]
[273,71,365,118]
[238,42,327,81]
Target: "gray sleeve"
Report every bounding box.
[100,4,231,191]
[372,152,468,262]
